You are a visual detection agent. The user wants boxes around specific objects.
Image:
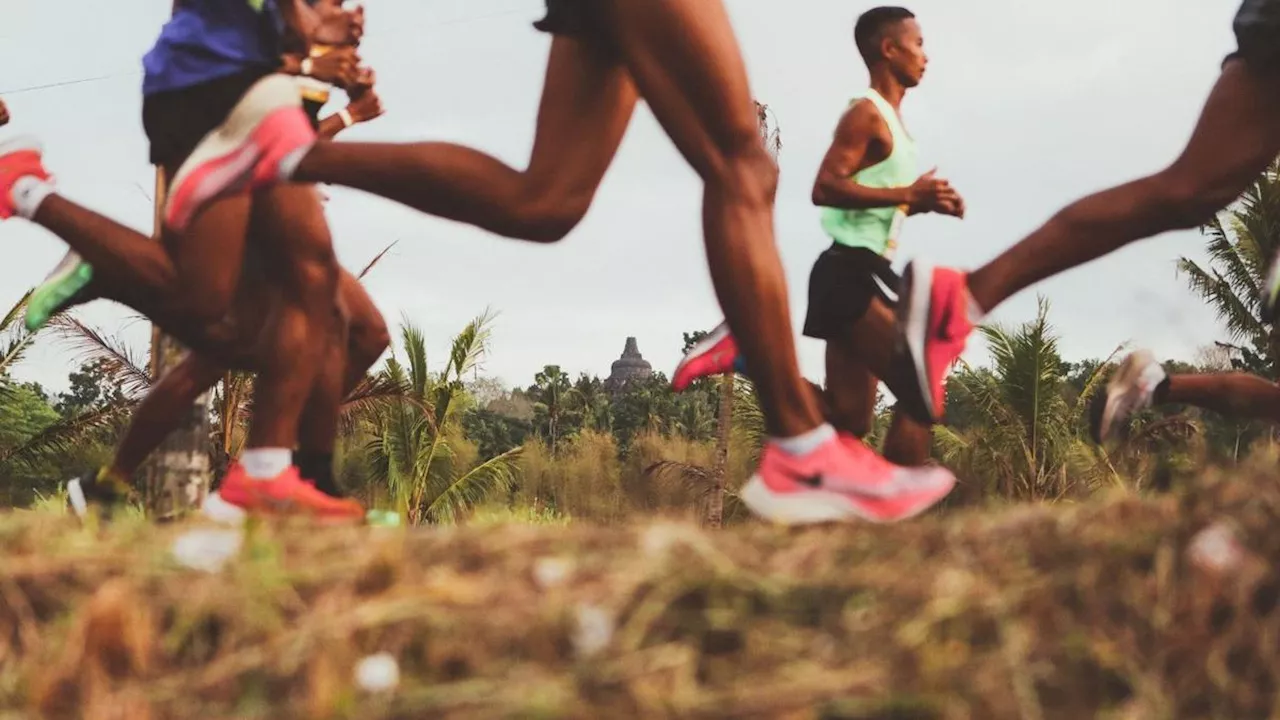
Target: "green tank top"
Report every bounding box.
[819,89,918,259]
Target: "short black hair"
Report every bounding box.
[854,7,916,62]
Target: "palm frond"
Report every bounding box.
[50,315,152,398]
[421,446,521,523]
[0,400,135,468]
[357,240,399,280]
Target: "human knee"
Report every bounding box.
[1150,168,1242,229]
[511,190,592,244]
[704,128,779,206]
[349,311,391,372]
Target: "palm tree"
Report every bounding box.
[933,297,1115,501]
[351,311,521,524]
[1177,161,1280,376]
[529,365,578,454]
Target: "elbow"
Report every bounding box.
[810,181,830,207]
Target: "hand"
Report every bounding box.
[349,67,375,95]
[906,168,964,218]
[0,99,9,127]
[346,85,384,124]
[307,47,363,89]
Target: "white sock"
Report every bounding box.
[966,290,987,326]
[770,423,837,457]
[12,175,55,220]
[241,448,292,480]
[277,143,314,181]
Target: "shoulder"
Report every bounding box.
[834,98,889,139]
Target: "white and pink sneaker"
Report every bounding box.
[740,433,955,525]
[164,74,316,231]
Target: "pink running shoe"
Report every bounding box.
[896,260,974,423]
[164,74,316,231]
[740,433,955,524]
[0,136,52,220]
[673,321,739,392]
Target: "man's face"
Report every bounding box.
[884,19,928,88]
[311,0,364,46]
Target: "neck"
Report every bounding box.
[868,68,907,109]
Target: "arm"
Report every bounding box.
[317,83,384,140]
[276,0,318,53]
[810,102,912,210]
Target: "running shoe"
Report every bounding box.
[0,136,52,221]
[1089,349,1166,444]
[218,462,365,520]
[673,322,739,391]
[66,467,133,520]
[26,250,93,331]
[164,75,317,231]
[895,260,974,423]
[739,432,955,524]
[1263,252,1280,324]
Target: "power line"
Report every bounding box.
[0,6,530,99]
[0,71,140,97]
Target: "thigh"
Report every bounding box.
[605,0,763,178]
[523,35,640,200]
[1163,59,1280,196]
[250,184,336,286]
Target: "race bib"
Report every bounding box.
[884,205,908,261]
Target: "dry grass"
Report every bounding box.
[2,465,1280,719]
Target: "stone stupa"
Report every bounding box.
[604,337,653,393]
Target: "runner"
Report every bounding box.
[1092,349,1280,443]
[0,0,361,519]
[894,0,1280,426]
[674,7,959,467]
[161,0,959,524]
[25,0,372,332]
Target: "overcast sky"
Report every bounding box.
[0,0,1239,394]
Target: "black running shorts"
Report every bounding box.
[142,68,272,174]
[801,244,899,341]
[1229,0,1280,74]
[535,0,610,43]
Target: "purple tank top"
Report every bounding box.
[142,0,285,96]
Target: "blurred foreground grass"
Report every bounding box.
[2,466,1279,719]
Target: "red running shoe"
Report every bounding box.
[0,136,52,220]
[896,260,974,423]
[740,433,955,524]
[219,462,364,521]
[672,321,739,392]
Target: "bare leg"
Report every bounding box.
[606,0,820,436]
[292,38,638,243]
[109,354,224,479]
[32,191,251,326]
[245,185,339,449]
[1165,372,1280,422]
[967,61,1280,313]
[880,411,933,467]
[826,326,932,466]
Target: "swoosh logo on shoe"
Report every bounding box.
[780,469,823,489]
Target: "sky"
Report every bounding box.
[0,0,1241,395]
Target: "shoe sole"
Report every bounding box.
[66,477,89,519]
[741,471,955,525]
[164,75,310,231]
[896,260,939,423]
[26,260,92,331]
[1098,350,1156,443]
[672,322,733,392]
[1264,255,1280,323]
[202,491,249,525]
